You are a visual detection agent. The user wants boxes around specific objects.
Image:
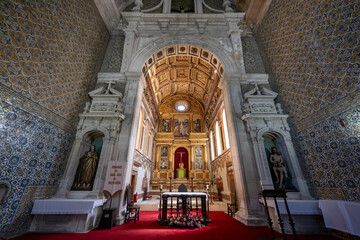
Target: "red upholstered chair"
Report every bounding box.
[144,195,152,200]
[213,188,222,201]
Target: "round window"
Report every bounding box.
[175,101,188,112]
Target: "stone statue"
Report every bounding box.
[73,145,99,190]
[269,147,287,188]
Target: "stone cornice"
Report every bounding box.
[120,12,245,35]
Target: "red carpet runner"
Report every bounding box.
[13,211,334,240]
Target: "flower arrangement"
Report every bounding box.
[168,213,205,228]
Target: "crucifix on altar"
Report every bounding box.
[176,151,186,178]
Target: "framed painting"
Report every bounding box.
[160,158,167,169]
[174,119,189,137]
[195,158,203,170]
[195,146,202,157]
[162,119,170,132]
[160,146,168,157]
[193,119,201,132]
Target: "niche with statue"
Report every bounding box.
[72,134,103,191]
[263,134,295,190]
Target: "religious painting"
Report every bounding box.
[160,146,168,157]
[193,119,201,132]
[174,119,189,137]
[162,119,170,132]
[195,146,202,157]
[195,158,203,170]
[160,158,167,169]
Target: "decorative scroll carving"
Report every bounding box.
[211,149,231,171]
[134,150,153,169]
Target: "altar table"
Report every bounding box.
[161,192,208,223]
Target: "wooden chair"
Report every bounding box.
[177,184,190,215]
[125,185,140,223]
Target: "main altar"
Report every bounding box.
[150,96,211,192]
[160,192,208,225]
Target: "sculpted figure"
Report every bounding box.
[269,147,287,188]
[79,145,98,187]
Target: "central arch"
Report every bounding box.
[127,36,242,74]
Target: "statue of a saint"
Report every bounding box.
[73,145,99,189]
[269,147,287,188]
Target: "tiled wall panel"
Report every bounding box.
[256,0,360,200]
[0,0,110,237]
[0,0,109,122]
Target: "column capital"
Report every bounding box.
[124,72,143,80]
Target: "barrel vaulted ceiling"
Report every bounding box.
[142,45,224,114]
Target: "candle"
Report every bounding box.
[206,185,209,189]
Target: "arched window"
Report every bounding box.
[215,121,222,156]
[210,130,215,161]
[136,108,145,150]
[222,109,230,149]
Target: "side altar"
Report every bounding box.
[30,199,106,233]
[30,82,127,233]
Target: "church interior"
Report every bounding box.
[0,0,359,239]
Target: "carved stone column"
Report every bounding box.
[113,72,144,224]
[222,73,267,226]
[120,13,140,73]
[225,15,246,73]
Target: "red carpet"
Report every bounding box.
[12,211,334,240]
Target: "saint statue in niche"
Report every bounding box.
[72,145,99,190]
[269,147,287,189]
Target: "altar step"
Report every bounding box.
[135,196,227,212]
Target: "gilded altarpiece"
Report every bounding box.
[151,96,210,191]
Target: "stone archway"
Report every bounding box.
[119,34,265,226]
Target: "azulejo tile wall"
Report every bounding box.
[295,104,360,201]
[242,36,266,73]
[0,0,109,122]
[256,0,360,200]
[0,0,110,237]
[101,35,125,72]
[0,100,73,236]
